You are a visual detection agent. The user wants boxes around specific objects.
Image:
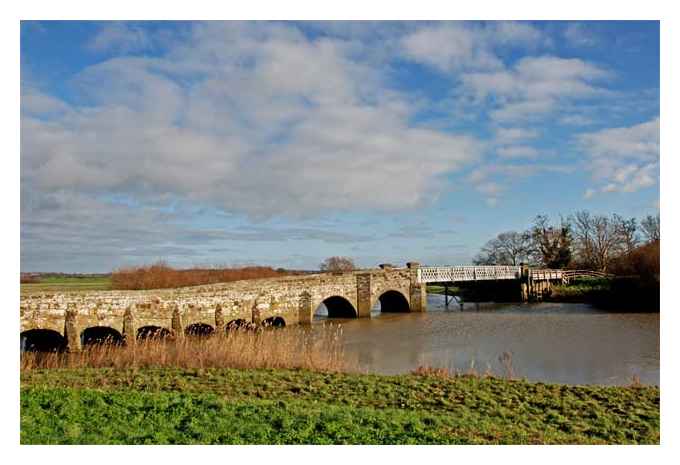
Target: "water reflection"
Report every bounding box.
[315,294,659,386]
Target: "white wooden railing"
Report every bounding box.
[417,266,521,283]
[528,269,564,281]
[416,266,582,284]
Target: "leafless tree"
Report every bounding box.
[641,214,660,242]
[473,231,533,266]
[613,214,639,254]
[319,256,355,272]
[570,211,631,272]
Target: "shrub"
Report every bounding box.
[111,261,292,290]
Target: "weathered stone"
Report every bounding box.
[20,265,426,338]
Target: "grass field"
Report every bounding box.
[21,367,659,444]
[21,275,112,294]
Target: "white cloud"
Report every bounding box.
[21,88,69,115]
[461,55,612,122]
[577,117,659,195]
[468,163,573,206]
[401,21,547,73]
[494,127,539,144]
[88,22,152,54]
[496,145,540,159]
[559,114,594,126]
[563,23,599,48]
[22,22,483,219]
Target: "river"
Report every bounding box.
[314,294,659,386]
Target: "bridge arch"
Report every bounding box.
[315,295,357,319]
[20,329,66,352]
[137,325,173,341]
[262,316,286,328]
[372,289,410,313]
[81,326,124,347]
[185,322,215,337]
[225,318,254,331]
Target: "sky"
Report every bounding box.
[20,20,660,272]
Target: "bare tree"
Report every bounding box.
[613,214,639,254]
[319,256,355,272]
[473,231,533,266]
[572,210,596,268]
[572,212,627,272]
[641,214,660,242]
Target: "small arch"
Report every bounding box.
[225,319,250,331]
[136,325,173,341]
[376,290,411,313]
[315,296,357,319]
[20,329,66,352]
[81,326,124,347]
[185,322,215,337]
[262,316,286,328]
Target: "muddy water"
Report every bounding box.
[314,294,659,386]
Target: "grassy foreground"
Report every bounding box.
[21,367,659,444]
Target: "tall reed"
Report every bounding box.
[21,324,355,373]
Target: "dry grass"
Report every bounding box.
[412,352,517,381]
[110,261,296,290]
[21,324,355,373]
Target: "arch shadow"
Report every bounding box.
[226,318,257,332]
[185,322,215,337]
[226,318,248,331]
[20,329,66,352]
[315,296,357,319]
[375,290,411,313]
[137,325,173,341]
[81,327,124,347]
[262,316,286,328]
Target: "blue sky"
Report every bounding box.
[20,21,660,272]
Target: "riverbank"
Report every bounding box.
[548,277,659,311]
[21,367,659,444]
[427,277,660,312]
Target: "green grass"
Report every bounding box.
[21,367,660,444]
[549,277,611,302]
[21,275,112,294]
[427,285,462,295]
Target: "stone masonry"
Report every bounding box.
[20,263,427,351]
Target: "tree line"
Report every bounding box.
[473,212,660,276]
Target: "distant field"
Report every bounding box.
[21,276,112,294]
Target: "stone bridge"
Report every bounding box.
[20,262,566,351]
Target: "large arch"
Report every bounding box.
[20,329,66,352]
[315,295,357,319]
[137,325,173,341]
[185,322,215,337]
[81,326,124,347]
[373,289,411,313]
[262,316,286,328]
[225,319,251,331]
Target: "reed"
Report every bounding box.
[21,324,355,373]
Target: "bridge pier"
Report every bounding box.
[64,308,81,352]
[407,262,427,312]
[356,273,372,318]
[215,304,225,333]
[298,291,313,324]
[122,305,136,346]
[171,305,184,339]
